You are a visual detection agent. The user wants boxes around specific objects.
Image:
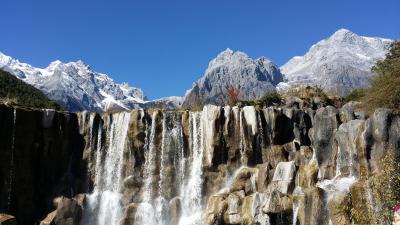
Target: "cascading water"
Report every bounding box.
[239,110,246,166]
[135,112,159,225]
[81,112,131,225]
[7,109,16,212]
[179,112,204,225]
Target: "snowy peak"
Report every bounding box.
[0,52,146,112]
[279,28,392,95]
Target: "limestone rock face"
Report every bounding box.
[1,104,399,225]
[0,105,86,225]
[310,106,340,179]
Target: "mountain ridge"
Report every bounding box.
[278,28,392,95]
[0,28,394,111]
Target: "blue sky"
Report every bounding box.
[1,0,399,99]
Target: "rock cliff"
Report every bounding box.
[0,102,398,225]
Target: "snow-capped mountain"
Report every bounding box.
[279,29,392,95]
[0,52,146,112]
[182,48,283,108]
[143,96,184,110]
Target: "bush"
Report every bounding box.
[284,85,330,101]
[344,88,366,102]
[259,91,282,106]
[362,41,400,112]
[240,91,282,107]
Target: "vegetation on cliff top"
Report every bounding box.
[0,69,61,110]
[345,41,400,111]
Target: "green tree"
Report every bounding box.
[0,69,61,110]
[363,41,400,111]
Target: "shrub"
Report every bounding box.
[226,86,240,106]
[259,91,282,106]
[284,85,330,101]
[344,88,366,103]
[362,41,400,112]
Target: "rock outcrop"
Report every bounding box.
[0,105,86,225]
[182,49,283,108]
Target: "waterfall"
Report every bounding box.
[179,112,204,225]
[156,113,168,225]
[239,110,246,165]
[81,112,131,225]
[135,112,158,225]
[7,109,16,212]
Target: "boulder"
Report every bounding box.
[40,197,82,225]
[262,190,292,214]
[0,214,17,225]
[202,195,227,225]
[269,161,296,194]
[229,167,258,195]
[223,192,244,224]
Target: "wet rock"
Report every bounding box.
[262,145,288,169]
[256,163,272,192]
[168,197,182,225]
[229,167,258,195]
[40,197,82,225]
[262,107,294,145]
[295,187,327,225]
[0,106,85,225]
[202,195,227,225]
[335,120,365,177]
[0,214,17,225]
[223,193,243,224]
[310,106,339,179]
[241,193,270,225]
[364,109,400,173]
[202,105,223,168]
[262,190,292,214]
[120,203,139,225]
[269,161,296,194]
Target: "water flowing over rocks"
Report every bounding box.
[0,101,399,225]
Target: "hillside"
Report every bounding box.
[0,69,60,110]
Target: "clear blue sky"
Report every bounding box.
[1,0,399,99]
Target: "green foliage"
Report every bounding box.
[259,91,282,106]
[0,69,61,110]
[370,150,400,225]
[336,149,400,225]
[363,41,400,111]
[344,88,366,102]
[240,91,282,107]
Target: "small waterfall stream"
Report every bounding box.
[179,112,204,225]
[7,109,16,212]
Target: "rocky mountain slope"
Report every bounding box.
[0,52,146,112]
[182,49,283,108]
[279,29,392,95]
[0,69,60,110]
